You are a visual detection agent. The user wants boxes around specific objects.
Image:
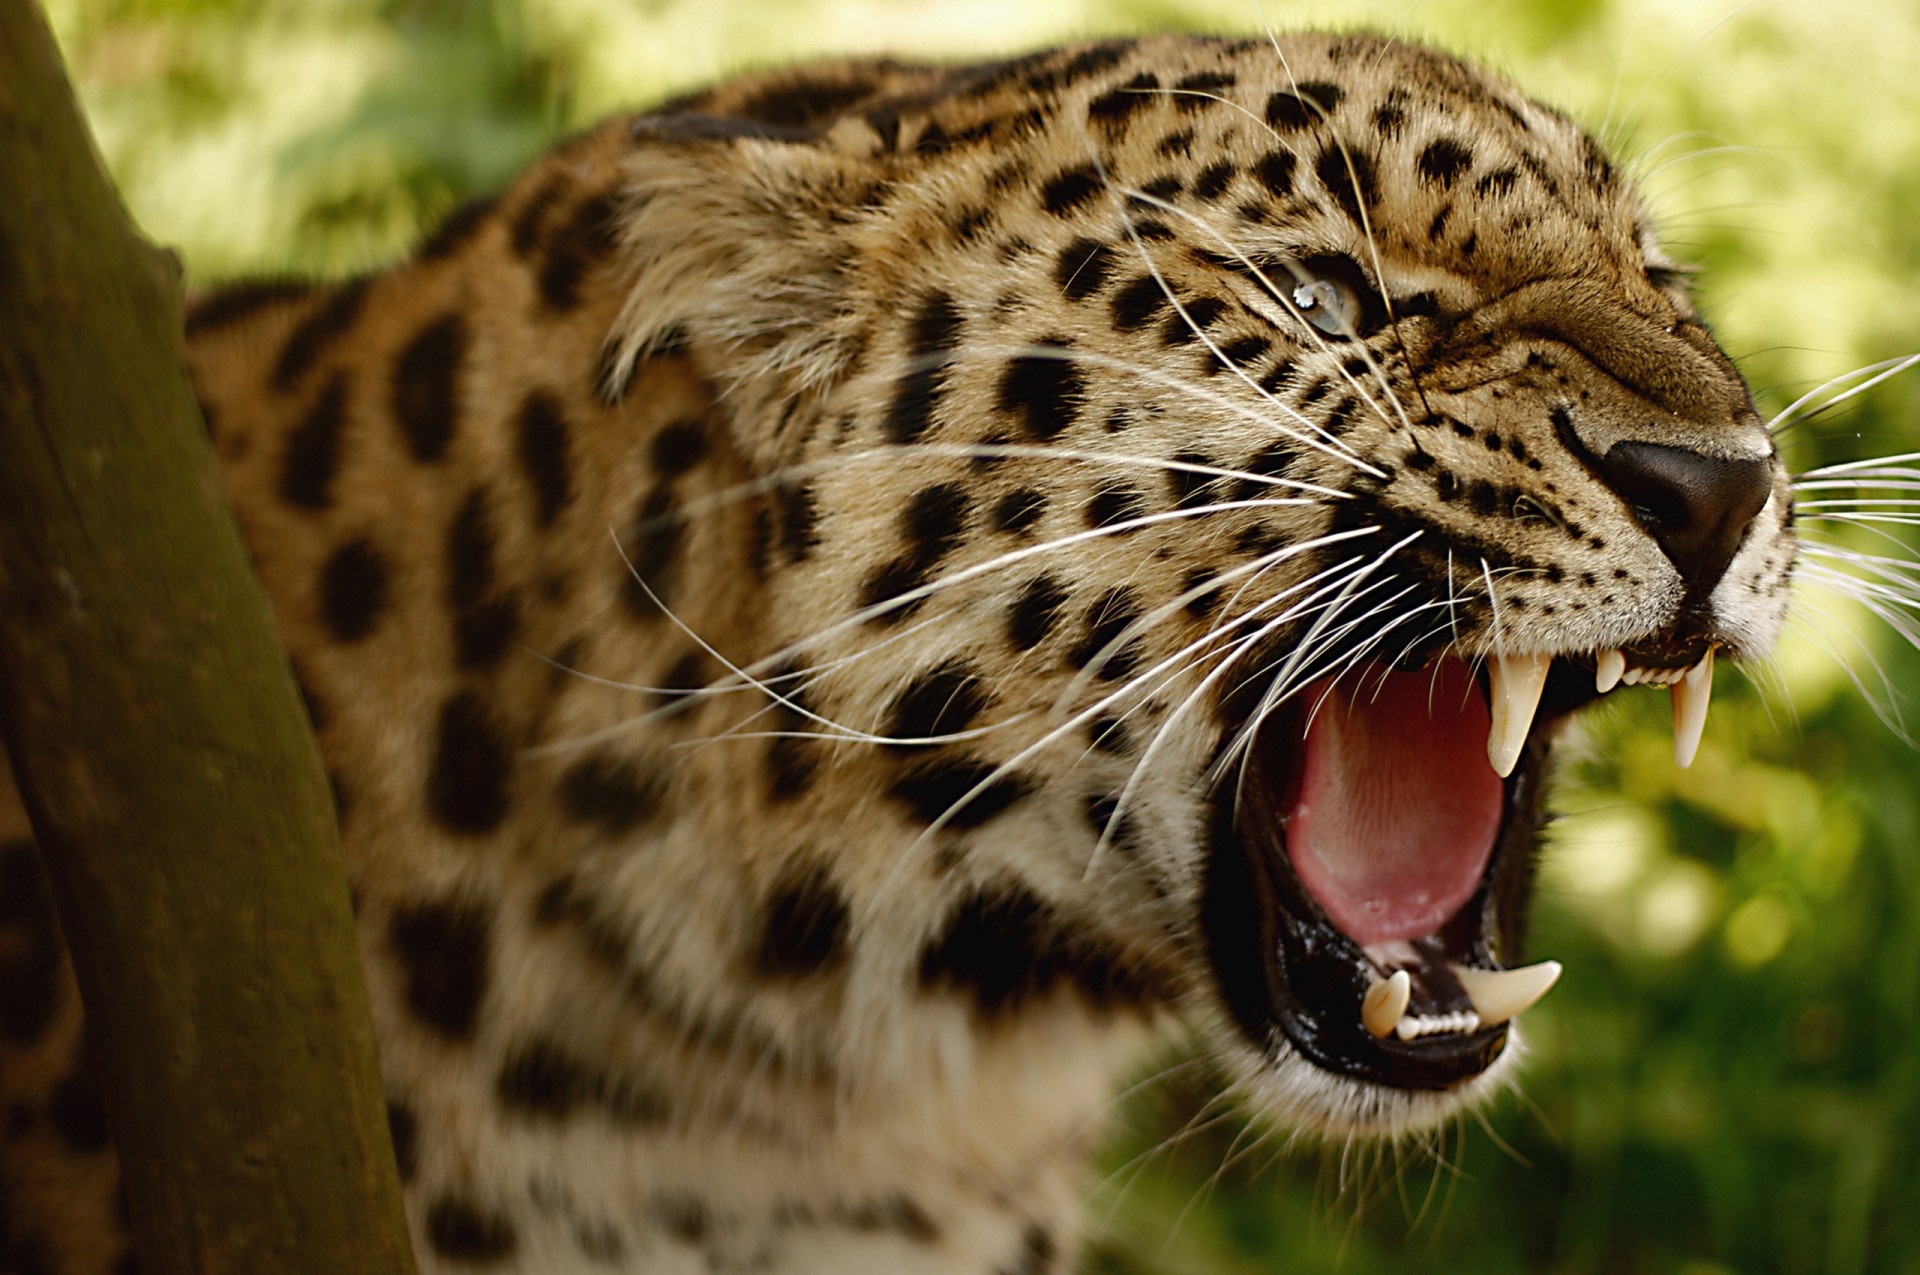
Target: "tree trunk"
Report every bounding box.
[0,2,418,1271]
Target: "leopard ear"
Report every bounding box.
[603,114,886,422]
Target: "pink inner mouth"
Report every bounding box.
[1283,659,1505,946]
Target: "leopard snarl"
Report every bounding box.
[1,31,1810,1274]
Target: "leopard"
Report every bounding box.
[0,29,1806,1274]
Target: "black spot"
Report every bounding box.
[445,490,519,671]
[1087,72,1160,129]
[755,867,851,978]
[1134,175,1183,204]
[419,196,497,261]
[272,278,370,391]
[1183,569,1220,617]
[740,78,875,127]
[1418,137,1473,188]
[1002,1223,1057,1275]
[993,488,1047,534]
[1040,165,1102,217]
[427,692,513,835]
[766,736,818,801]
[650,419,708,477]
[538,192,621,311]
[517,392,573,528]
[1218,335,1272,369]
[1157,127,1196,157]
[1054,239,1115,301]
[47,1063,109,1153]
[498,1039,596,1117]
[858,556,933,624]
[1265,80,1344,132]
[509,175,566,257]
[890,759,1031,828]
[887,292,965,445]
[446,486,496,606]
[319,538,390,643]
[1069,588,1142,681]
[1372,104,1407,138]
[902,483,971,561]
[279,375,348,510]
[1193,160,1234,201]
[1166,449,1215,508]
[386,1100,417,1180]
[1314,145,1378,225]
[0,840,63,1047]
[559,753,660,833]
[427,1197,517,1264]
[919,885,1155,1020]
[656,1195,711,1245]
[997,341,1086,440]
[1089,713,1131,755]
[1087,483,1145,529]
[1110,275,1165,331]
[1471,168,1519,201]
[1254,151,1297,199]
[389,899,490,1042]
[1007,575,1068,650]
[620,489,681,617]
[890,661,989,741]
[392,313,466,462]
[184,278,312,337]
[1172,70,1235,107]
[1160,295,1226,347]
[774,480,821,563]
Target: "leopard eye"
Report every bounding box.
[1284,254,1382,338]
[1292,276,1361,336]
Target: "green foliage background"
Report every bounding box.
[43,0,1920,1270]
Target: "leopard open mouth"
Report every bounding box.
[1200,646,1708,1092]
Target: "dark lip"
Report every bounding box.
[1200,658,1596,1092]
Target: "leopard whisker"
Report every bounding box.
[1768,354,1920,435]
[1081,546,1412,873]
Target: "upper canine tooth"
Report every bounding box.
[1453,960,1563,1026]
[1362,969,1411,1038]
[1595,649,1626,693]
[1671,648,1715,768]
[1486,652,1551,778]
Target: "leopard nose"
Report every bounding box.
[1592,440,1774,596]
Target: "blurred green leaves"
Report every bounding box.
[40,0,1920,1269]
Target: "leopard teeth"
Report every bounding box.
[1671,647,1715,768]
[1452,960,1563,1027]
[1595,649,1626,693]
[1361,969,1411,1039]
[1394,1009,1482,1042]
[1486,651,1551,778]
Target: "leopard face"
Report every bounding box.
[600,32,1788,1134]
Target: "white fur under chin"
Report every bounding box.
[1214,1017,1528,1144]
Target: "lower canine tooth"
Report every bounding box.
[1671,648,1714,768]
[1453,960,1563,1026]
[1486,651,1551,778]
[1362,969,1411,1038]
[1595,649,1626,693]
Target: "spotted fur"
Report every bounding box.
[2,33,1799,1273]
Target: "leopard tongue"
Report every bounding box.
[1283,662,1506,947]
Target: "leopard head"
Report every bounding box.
[600,32,1788,1136]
